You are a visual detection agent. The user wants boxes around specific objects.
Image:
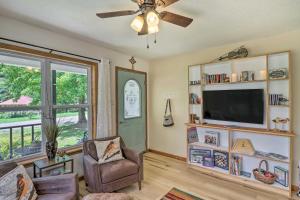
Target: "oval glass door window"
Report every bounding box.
[124,79,141,119]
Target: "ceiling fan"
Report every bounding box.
[96,0,193,36]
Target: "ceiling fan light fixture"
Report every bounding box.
[146,11,159,26]
[148,24,159,34]
[130,15,144,32]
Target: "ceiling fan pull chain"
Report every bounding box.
[147,35,150,49]
[154,33,157,44]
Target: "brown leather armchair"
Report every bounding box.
[83,136,143,193]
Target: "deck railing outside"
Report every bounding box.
[0,123,42,160]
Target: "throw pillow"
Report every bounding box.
[94,137,124,164]
[0,165,37,200]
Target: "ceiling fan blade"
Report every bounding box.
[96,10,137,18]
[160,11,193,27]
[157,0,179,7]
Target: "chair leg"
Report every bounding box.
[138,181,142,190]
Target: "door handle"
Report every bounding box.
[120,121,126,124]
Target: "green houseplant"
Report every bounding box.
[45,122,64,160]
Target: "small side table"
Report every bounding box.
[33,155,74,178]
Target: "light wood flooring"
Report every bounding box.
[80,152,300,200]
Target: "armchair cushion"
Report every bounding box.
[100,160,138,183]
[32,174,78,197]
[87,142,99,161]
[0,165,37,200]
[95,137,124,164]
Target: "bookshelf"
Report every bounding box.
[187,51,294,198]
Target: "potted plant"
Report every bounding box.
[45,122,64,160]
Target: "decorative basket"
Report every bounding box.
[253,160,277,184]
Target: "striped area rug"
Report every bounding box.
[161,188,204,200]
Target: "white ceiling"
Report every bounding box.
[0,0,300,60]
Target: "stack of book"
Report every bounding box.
[203,73,228,84]
[269,94,283,105]
[231,156,242,176]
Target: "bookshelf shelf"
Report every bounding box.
[189,162,229,174]
[204,79,266,86]
[230,151,290,164]
[269,78,289,81]
[189,84,201,87]
[269,104,289,107]
[187,51,293,198]
[185,123,295,137]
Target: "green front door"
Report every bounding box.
[116,67,147,153]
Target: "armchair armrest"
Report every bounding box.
[83,154,102,192]
[33,173,78,195]
[123,147,144,180]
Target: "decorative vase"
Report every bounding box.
[46,141,58,160]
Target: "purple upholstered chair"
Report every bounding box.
[83,136,143,193]
[0,162,79,200]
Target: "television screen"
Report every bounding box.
[203,89,264,124]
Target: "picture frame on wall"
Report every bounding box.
[213,150,229,170]
[204,131,220,147]
[274,166,289,187]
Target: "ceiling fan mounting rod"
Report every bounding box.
[139,3,156,13]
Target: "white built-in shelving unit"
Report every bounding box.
[186,51,294,198]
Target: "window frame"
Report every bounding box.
[0,48,96,162]
[49,60,92,150]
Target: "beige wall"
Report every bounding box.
[149,29,300,184]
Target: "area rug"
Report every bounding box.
[161,188,204,200]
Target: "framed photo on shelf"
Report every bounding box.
[274,166,289,187]
[203,156,214,167]
[187,127,199,144]
[269,68,288,80]
[213,150,229,170]
[204,131,220,147]
[189,148,211,164]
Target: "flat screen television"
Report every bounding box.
[203,89,264,124]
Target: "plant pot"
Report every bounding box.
[46,141,58,160]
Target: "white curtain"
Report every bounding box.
[96,58,113,138]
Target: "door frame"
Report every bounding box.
[115,66,148,151]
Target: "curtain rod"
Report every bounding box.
[0,37,101,63]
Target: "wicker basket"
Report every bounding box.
[253,160,277,184]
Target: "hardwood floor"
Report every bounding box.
[80,152,300,200]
